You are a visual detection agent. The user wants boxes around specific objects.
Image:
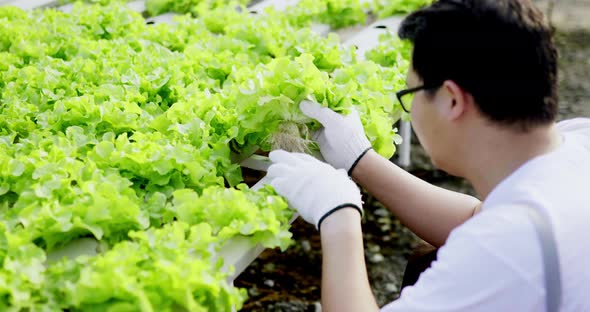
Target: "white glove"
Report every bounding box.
[300,100,372,175]
[267,150,363,230]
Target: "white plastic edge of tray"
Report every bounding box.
[43,175,290,284]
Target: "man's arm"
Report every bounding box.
[299,100,481,246]
[320,209,380,312]
[267,151,380,312]
[353,150,481,247]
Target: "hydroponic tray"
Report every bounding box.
[0,0,411,284]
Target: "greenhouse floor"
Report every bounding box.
[234,1,590,310]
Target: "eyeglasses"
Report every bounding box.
[396,84,441,113]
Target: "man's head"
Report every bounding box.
[397,0,558,173]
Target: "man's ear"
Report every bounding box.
[441,80,471,121]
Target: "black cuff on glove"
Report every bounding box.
[318,204,363,231]
[347,147,373,176]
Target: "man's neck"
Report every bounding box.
[462,123,562,199]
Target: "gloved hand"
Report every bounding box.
[267,150,363,230]
[300,100,372,175]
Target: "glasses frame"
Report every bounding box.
[395,84,441,113]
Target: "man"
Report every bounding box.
[266,0,590,311]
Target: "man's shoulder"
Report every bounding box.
[558,118,590,154]
[439,206,543,286]
[557,118,590,134]
[382,207,543,312]
[486,118,590,206]
[450,204,536,243]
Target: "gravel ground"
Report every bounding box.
[235,1,590,310]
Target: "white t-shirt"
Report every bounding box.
[381,118,590,312]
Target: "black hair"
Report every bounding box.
[399,0,558,129]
